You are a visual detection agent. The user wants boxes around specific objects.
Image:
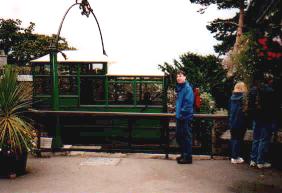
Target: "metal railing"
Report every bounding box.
[28,109,228,158]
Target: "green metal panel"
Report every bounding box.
[33,96,52,108]
[50,51,59,110]
[133,78,137,106]
[77,64,81,107]
[49,49,62,149]
[105,76,109,106]
[108,80,162,84]
[75,106,163,113]
[31,62,169,144]
[104,62,107,74]
[162,76,168,113]
[59,96,79,107]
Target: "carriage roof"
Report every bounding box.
[31,50,165,77]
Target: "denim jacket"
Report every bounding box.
[229,92,247,129]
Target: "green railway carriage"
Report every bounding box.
[31,50,169,146]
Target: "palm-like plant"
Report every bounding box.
[0,65,35,155]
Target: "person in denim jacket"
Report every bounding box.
[249,74,277,169]
[175,70,194,164]
[229,82,248,164]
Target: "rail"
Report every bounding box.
[28,109,228,158]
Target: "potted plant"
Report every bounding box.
[0,65,35,178]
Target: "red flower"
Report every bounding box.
[258,38,267,46]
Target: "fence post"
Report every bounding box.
[128,119,133,149]
[211,122,215,159]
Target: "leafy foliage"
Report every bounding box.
[159,52,230,108]
[0,19,21,55]
[245,0,282,105]
[190,0,247,55]
[225,32,258,85]
[160,53,226,92]
[199,92,216,113]
[190,0,243,9]
[0,65,35,154]
[207,16,238,55]
[0,18,75,66]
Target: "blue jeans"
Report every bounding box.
[250,120,272,164]
[176,119,192,158]
[230,128,246,159]
[230,139,241,159]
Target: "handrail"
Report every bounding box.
[28,108,227,119]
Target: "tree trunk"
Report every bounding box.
[227,0,245,76]
[234,1,245,52]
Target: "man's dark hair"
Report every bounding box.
[176,70,186,76]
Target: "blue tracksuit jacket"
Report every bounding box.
[175,81,194,120]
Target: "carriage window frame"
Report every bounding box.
[108,81,134,105]
[136,81,163,106]
[33,63,51,75]
[32,61,165,108]
[79,75,107,105]
[80,63,106,75]
[108,76,163,107]
[57,63,79,96]
[32,63,52,96]
[58,63,77,76]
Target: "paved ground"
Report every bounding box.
[1,153,282,193]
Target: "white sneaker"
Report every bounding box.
[231,158,244,164]
[231,158,237,164]
[250,161,256,167]
[257,162,271,169]
[237,157,244,163]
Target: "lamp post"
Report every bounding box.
[50,0,107,149]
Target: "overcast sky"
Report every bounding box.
[1,0,236,65]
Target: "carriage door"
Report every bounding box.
[80,63,106,105]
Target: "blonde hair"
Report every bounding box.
[233,82,248,112]
[233,81,248,93]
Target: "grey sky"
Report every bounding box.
[1,0,236,65]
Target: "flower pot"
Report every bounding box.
[0,150,28,177]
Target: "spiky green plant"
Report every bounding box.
[0,65,35,155]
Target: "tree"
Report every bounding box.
[0,18,75,66]
[0,19,22,55]
[227,1,282,82]
[159,52,230,108]
[190,0,247,56]
[224,32,258,85]
[206,16,238,55]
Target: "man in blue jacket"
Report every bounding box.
[175,70,194,164]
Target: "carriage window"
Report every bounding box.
[109,83,133,105]
[81,63,105,75]
[136,83,162,105]
[141,77,162,81]
[33,76,52,95]
[80,77,105,105]
[58,64,77,95]
[58,64,77,75]
[33,64,50,75]
[115,77,135,80]
[59,76,77,95]
[92,78,105,103]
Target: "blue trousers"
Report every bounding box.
[230,127,246,159]
[250,120,272,164]
[176,119,192,158]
